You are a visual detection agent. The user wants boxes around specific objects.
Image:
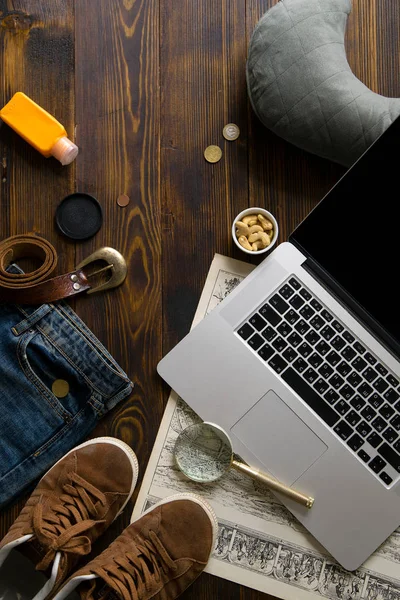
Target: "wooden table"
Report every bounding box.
[0,1,398,598]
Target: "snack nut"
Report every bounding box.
[236,214,274,252]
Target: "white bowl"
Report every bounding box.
[232,207,279,255]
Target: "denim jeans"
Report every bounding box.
[0,288,133,508]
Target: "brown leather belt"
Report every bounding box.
[0,234,127,305]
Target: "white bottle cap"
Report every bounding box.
[51,136,79,165]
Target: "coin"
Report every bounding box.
[52,379,70,398]
[223,123,240,141]
[204,145,222,163]
[117,194,130,207]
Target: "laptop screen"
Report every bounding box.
[290,116,400,349]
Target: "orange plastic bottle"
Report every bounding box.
[0,92,78,165]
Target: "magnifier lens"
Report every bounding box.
[174,422,232,483]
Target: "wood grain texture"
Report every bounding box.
[0,0,399,598]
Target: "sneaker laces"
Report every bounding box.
[32,472,106,571]
[89,530,178,600]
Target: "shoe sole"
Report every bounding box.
[38,436,139,518]
[131,492,219,552]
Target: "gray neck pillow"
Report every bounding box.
[246,0,400,166]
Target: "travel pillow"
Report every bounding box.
[246,0,400,166]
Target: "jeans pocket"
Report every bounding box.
[17,330,93,419]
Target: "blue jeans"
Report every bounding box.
[0,289,133,508]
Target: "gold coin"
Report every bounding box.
[223,123,240,141]
[52,379,70,398]
[204,145,222,163]
[117,194,130,207]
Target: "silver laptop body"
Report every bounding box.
[158,119,400,570]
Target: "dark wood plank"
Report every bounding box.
[0,0,75,536]
[74,0,162,542]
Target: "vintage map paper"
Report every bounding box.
[132,253,400,600]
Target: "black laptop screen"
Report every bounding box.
[291,116,400,347]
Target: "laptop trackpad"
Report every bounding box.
[231,390,327,486]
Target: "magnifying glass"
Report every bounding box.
[174,422,314,509]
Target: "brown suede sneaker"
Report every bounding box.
[52,493,218,600]
[0,437,138,600]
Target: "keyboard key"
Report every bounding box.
[289,295,305,309]
[377,443,400,472]
[310,315,324,330]
[260,305,281,326]
[289,277,301,290]
[305,330,321,346]
[368,393,384,409]
[272,336,287,353]
[390,414,400,431]
[379,403,395,420]
[332,336,346,351]
[299,288,311,301]
[268,355,288,374]
[364,352,376,365]
[332,320,344,333]
[304,367,318,384]
[395,439,400,453]
[358,449,370,463]
[326,350,341,367]
[262,326,277,342]
[279,284,295,299]
[308,354,323,370]
[298,342,313,358]
[343,331,355,344]
[339,385,355,401]
[387,375,399,388]
[321,309,333,322]
[372,416,387,433]
[258,345,275,362]
[367,431,382,448]
[373,377,389,393]
[287,332,302,348]
[384,388,399,404]
[313,378,329,395]
[320,325,335,341]
[282,347,298,363]
[376,363,388,377]
[341,346,356,361]
[336,399,350,415]
[249,314,267,331]
[238,323,254,340]
[345,410,361,427]
[361,405,376,422]
[350,395,365,412]
[359,382,373,398]
[318,363,334,380]
[369,456,386,474]
[352,356,368,373]
[294,319,310,335]
[293,357,307,374]
[353,342,366,354]
[285,309,300,325]
[334,420,353,440]
[356,420,372,437]
[337,362,352,377]
[379,472,393,485]
[277,322,292,338]
[330,374,345,389]
[315,340,330,356]
[248,333,264,350]
[325,389,340,405]
[282,368,340,427]
[310,299,322,311]
[347,434,364,452]
[382,427,397,444]
[346,371,362,387]
[269,294,289,315]
[363,367,378,383]
[299,305,315,320]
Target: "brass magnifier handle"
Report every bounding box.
[231,460,314,509]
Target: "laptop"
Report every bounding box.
[157,116,400,571]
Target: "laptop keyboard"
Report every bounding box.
[236,276,400,487]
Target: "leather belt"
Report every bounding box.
[0,234,127,305]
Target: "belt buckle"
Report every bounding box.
[76,247,127,294]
